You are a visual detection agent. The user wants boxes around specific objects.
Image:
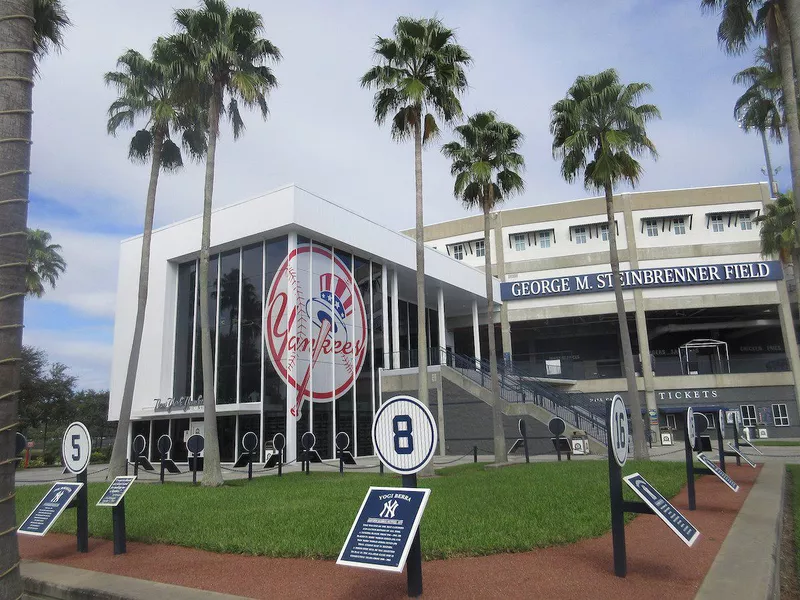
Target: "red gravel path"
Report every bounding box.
[19,465,760,599]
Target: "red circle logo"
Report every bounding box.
[264,245,368,416]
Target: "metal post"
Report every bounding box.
[160,454,165,484]
[277,451,282,477]
[684,425,697,511]
[379,461,384,476]
[606,400,626,578]
[521,422,530,464]
[112,500,126,555]
[76,469,88,553]
[473,445,478,463]
[402,473,422,597]
[556,434,562,462]
[733,419,741,467]
[339,451,344,475]
[192,452,198,485]
[716,422,726,473]
[134,451,139,478]
[248,450,253,481]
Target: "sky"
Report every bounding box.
[25,0,789,390]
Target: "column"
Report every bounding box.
[285,232,297,462]
[492,212,513,363]
[472,299,481,368]
[777,278,800,413]
[391,270,400,369]
[437,287,446,364]
[382,264,390,371]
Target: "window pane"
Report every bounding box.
[540,232,551,248]
[173,261,196,399]
[263,237,288,445]
[514,234,525,251]
[216,249,240,405]
[575,228,586,244]
[194,255,218,399]
[240,243,263,403]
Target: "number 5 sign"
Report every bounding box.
[62,421,91,474]
[373,396,438,475]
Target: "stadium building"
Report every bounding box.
[109,181,800,464]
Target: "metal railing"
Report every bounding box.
[435,347,608,445]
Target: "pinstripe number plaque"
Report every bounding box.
[373,396,438,475]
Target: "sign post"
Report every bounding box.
[61,421,91,553]
[273,433,285,477]
[241,432,258,480]
[97,476,136,554]
[301,431,316,475]
[187,434,204,485]
[336,432,350,475]
[157,435,171,484]
[132,434,146,478]
[716,409,726,472]
[519,419,530,463]
[549,417,567,462]
[354,395,438,598]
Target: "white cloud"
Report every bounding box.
[22,328,112,390]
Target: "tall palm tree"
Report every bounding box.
[361,16,471,416]
[442,112,525,464]
[104,42,207,480]
[755,192,800,298]
[167,0,280,486]
[702,0,800,290]
[0,0,69,595]
[550,68,660,460]
[25,228,65,297]
[734,46,782,197]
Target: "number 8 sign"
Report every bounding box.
[373,395,438,474]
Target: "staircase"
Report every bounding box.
[440,348,608,447]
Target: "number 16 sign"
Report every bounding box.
[373,395,438,475]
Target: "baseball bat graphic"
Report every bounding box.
[290,316,332,417]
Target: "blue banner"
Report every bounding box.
[696,453,739,492]
[337,487,430,572]
[501,260,782,301]
[19,482,83,537]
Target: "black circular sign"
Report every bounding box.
[518,419,527,437]
[187,434,204,455]
[301,431,316,450]
[272,432,286,452]
[693,413,709,436]
[15,432,26,456]
[335,431,350,451]
[133,434,146,455]
[157,434,172,456]
[242,431,258,452]
[548,417,566,436]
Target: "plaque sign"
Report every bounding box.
[97,476,137,507]
[337,486,431,572]
[19,482,84,536]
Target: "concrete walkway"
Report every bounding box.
[695,462,785,599]
[21,560,247,599]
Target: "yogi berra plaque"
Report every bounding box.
[265,244,368,417]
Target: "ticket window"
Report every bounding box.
[666,414,677,431]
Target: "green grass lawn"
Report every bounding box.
[752,440,800,447]
[15,461,686,560]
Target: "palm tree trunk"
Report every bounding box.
[776,5,800,317]
[783,0,800,82]
[0,1,33,595]
[200,86,223,487]
[108,131,164,479]
[413,119,429,404]
[792,249,800,315]
[604,182,649,460]
[484,196,505,463]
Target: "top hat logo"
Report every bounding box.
[311,272,353,334]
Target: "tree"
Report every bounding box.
[74,390,112,449]
[18,346,76,458]
[442,112,525,464]
[0,0,68,595]
[361,17,471,420]
[702,0,800,300]
[104,42,206,479]
[550,68,660,460]
[755,192,800,296]
[25,228,65,297]
[166,0,281,486]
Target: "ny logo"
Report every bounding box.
[380,499,399,519]
[52,490,65,503]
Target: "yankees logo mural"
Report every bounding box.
[265,244,368,417]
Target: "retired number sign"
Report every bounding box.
[609,395,628,467]
[62,422,91,474]
[373,395,438,475]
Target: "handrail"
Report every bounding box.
[431,347,607,445]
